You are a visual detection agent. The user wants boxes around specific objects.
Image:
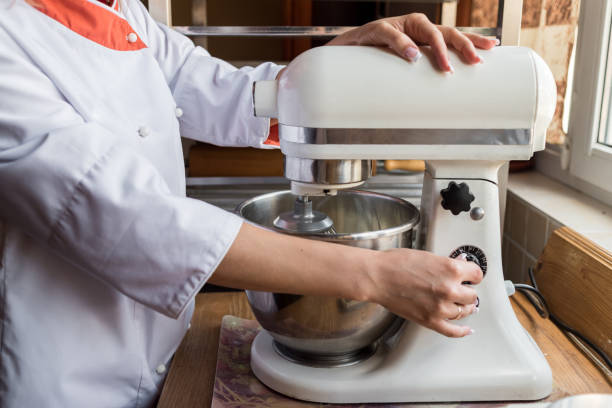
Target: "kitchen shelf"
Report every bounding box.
[174,25,497,38]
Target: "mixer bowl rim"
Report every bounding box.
[235,189,420,240]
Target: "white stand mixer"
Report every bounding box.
[251,45,557,403]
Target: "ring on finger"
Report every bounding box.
[450,304,463,320]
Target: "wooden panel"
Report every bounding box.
[188,143,284,177]
[283,0,313,59]
[456,0,473,27]
[158,292,611,407]
[205,0,285,61]
[535,226,612,358]
[384,160,425,173]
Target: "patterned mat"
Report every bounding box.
[211,315,551,408]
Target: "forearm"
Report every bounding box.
[211,221,482,338]
[210,222,376,301]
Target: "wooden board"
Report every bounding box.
[384,160,426,173]
[188,143,284,177]
[282,0,312,59]
[534,227,612,360]
[158,293,254,408]
[157,292,611,408]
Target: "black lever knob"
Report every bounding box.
[440,182,475,215]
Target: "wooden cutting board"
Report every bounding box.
[534,227,612,361]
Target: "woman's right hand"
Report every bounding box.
[366,248,483,337]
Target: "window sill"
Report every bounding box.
[508,171,612,252]
[536,145,612,206]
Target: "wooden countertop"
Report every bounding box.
[157,292,611,407]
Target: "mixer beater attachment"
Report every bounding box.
[273,195,336,234]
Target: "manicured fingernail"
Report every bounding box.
[404,47,421,62]
[447,64,455,74]
[458,253,468,260]
[477,55,484,63]
[468,328,475,335]
[494,38,500,46]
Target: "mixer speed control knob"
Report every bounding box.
[440,182,475,215]
[450,245,487,276]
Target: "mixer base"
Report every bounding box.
[272,340,377,368]
[251,316,552,404]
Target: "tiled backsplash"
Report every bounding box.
[502,191,563,283]
[503,171,612,283]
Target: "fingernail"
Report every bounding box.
[494,38,500,46]
[458,253,468,260]
[447,64,455,74]
[404,47,421,62]
[477,55,484,64]
[473,306,479,314]
[468,328,475,335]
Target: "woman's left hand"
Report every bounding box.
[327,13,498,73]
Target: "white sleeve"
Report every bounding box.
[125,0,284,148]
[0,29,242,319]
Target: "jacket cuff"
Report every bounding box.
[169,209,243,318]
[251,65,285,149]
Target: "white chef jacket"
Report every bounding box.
[0,0,282,406]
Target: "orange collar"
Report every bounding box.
[30,0,147,51]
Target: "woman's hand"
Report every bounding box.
[327,13,498,72]
[366,248,483,337]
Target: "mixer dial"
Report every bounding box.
[450,245,487,276]
[440,182,475,215]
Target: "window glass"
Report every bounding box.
[599,21,612,147]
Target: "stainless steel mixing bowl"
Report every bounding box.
[236,190,419,366]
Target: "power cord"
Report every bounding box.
[513,267,612,372]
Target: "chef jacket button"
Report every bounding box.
[175,107,184,118]
[127,32,138,43]
[138,126,151,138]
[155,364,166,375]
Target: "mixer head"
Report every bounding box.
[273,195,336,234]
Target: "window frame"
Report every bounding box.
[567,0,612,194]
